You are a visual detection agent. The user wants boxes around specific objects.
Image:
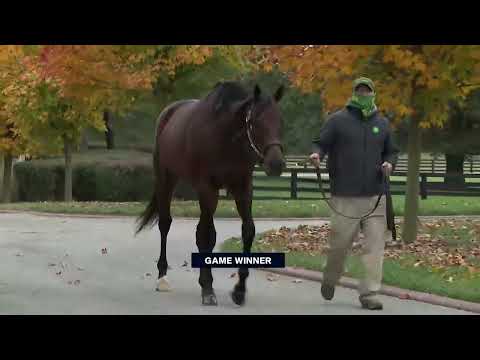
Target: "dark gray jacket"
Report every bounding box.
[312,106,399,196]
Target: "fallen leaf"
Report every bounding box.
[266,274,279,282]
[101,248,108,255]
[144,272,152,277]
[15,252,24,257]
[182,261,188,267]
[48,262,56,267]
[56,271,62,276]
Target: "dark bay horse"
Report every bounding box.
[136,81,285,306]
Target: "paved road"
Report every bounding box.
[0,213,473,315]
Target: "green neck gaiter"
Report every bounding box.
[347,77,377,118]
[347,93,377,118]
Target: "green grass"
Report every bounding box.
[430,224,478,248]
[222,235,480,303]
[4,149,480,216]
[1,195,480,217]
[0,200,328,218]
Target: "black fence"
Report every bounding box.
[283,155,480,175]
[245,156,480,200]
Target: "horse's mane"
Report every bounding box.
[206,81,273,117]
[206,81,249,112]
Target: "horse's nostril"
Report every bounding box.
[272,159,285,171]
[267,159,284,176]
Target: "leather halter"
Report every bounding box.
[243,105,282,162]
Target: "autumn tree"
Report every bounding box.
[1,45,224,202]
[99,45,225,149]
[151,45,254,103]
[395,90,480,187]
[0,45,36,202]
[94,45,255,150]
[259,45,480,242]
[2,46,131,202]
[0,112,22,203]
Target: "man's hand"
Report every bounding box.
[382,162,393,177]
[309,153,321,169]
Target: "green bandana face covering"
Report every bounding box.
[347,77,377,118]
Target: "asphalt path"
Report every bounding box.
[0,213,472,315]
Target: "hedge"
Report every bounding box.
[13,153,198,202]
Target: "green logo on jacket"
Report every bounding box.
[372,126,380,134]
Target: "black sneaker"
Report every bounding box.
[321,283,335,300]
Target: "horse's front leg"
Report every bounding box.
[230,180,255,306]
[196,185,219,306]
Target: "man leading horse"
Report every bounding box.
[310,77,399,310]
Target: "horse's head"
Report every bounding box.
[231,84,286,176]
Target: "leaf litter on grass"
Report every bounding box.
[257,219,480,277]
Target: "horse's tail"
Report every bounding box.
[135,108,171,235]
[135,193,158,235]
[135,100,196,235]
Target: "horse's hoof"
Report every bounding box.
[202,293,218,306]
[231,290,246,306]
[155,277,171,292]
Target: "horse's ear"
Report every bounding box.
[274,85,285,102]
[254,84,261,102]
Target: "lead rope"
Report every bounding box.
[315,167,388,220]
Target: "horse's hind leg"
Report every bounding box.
[196,185,219,305]
[155,169,177,292]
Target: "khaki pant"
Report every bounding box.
[323,195,388,296]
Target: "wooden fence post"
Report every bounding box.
[420,174,427,199]
[290,170,298,199]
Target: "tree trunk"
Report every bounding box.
[104,110,115,150]
[444,153,465,188]
[80,131,89,152]
[0,154,3,190]
[402,117,422,243]
[64,136,73,202]
[1,153,13,203]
